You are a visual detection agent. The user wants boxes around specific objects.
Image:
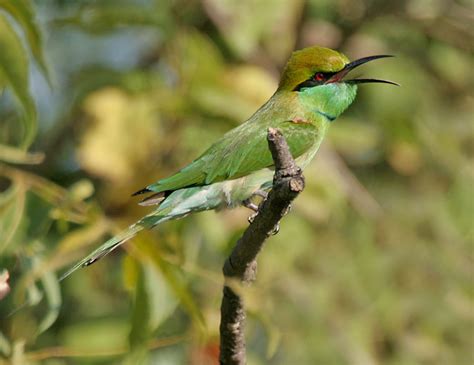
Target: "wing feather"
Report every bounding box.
[146,120,318,194]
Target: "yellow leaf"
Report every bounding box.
[78,88,161,183]
[0,143,44,164]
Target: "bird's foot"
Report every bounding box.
[243,189,269,214]
[243,198,259,223]
[243,190,279,231]
[253,189,268,200]
[243,198,259,213]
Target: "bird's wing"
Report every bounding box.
[203,120,317,182]
[146,120,319,194]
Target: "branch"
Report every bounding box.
[219,128,305,364]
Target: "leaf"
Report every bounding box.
[11,340,26,365]
[154,260,205,332]
[0,330,11,357]
[68,179,95,202]
[23,218,109,287]
[0,183,26,254]
[134,235,206,331]
[8,255,61,334]
[0,143,44,164]
[78,87,162,183]
[0,163,90,224]
[202,0,303,59]
[253,311,282,360]
[0,0,50,82]
[0,11,36,147]
[144,262,180,330]
[60,319,129,353]
[124,255,180,345]
[51,3,172,34]
[128,261,151,347]
[36,270,61,334]
[25,280,42,306]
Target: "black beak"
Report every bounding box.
[327,55,399,86]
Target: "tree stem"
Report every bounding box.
[219,128,305,364]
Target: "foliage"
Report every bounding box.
[0,0,472,364]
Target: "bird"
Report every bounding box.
[60,46,397,280]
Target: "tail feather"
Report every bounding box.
[60,183,225,281]
[59,223,145,282]
[138,191,166,206]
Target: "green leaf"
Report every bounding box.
[156,259,206,331]
[0,164,91,225]
[25,279,42,306]
[0,0,50,82]
[8,255,61,335]
[36,270,61,334]
[202,0,302,59]
[144,261,179,330]
[60,319,129,353]
[127,254,179,346]
[52,3,172,34]
[129,260,151,347]
[253,311,282,360]
[134,236,206,331]
[0,183,25,254]
[0,11,36,147]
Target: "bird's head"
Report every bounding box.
[278,46,397,92]
[277,46,397,120]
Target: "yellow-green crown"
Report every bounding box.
[278,46,349,91]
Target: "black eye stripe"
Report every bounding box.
[294,79,319,91]
[293,71,335,91]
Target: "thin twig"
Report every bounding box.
[219,128,305,364]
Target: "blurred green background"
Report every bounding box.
[0,0,472,364]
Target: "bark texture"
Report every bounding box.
[219,127,305,364]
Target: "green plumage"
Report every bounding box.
[278,47,349,91]
[60,46,394,280]
[147,107,320,193]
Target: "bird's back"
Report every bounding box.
[141,91,328,198]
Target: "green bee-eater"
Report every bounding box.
[60,46,396,280]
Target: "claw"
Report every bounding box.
[269,204,290,234]
[243,189,271,224]
[270,223,280,235]
[248,212,258,223]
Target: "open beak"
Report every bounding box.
[327,55,399,86]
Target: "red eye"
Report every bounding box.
[314,73,325,82]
